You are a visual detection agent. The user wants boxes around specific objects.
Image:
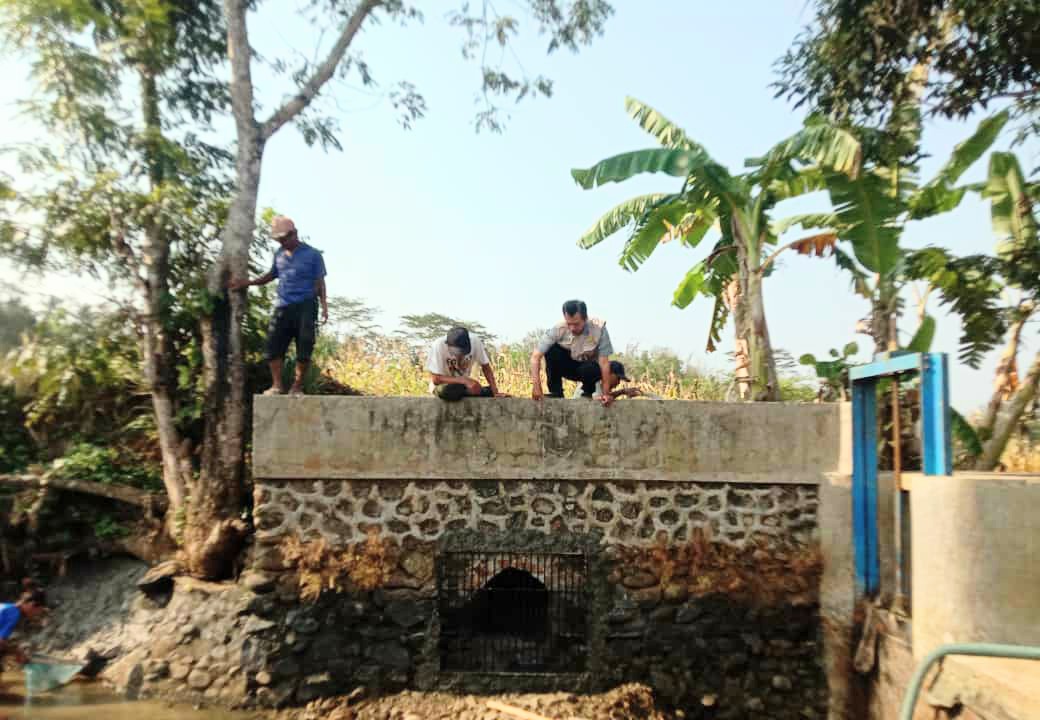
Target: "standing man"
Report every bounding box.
[530,300,618,405]
[427,327,507,401]
[229,216,328,396]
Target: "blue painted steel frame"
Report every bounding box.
[849,351,952,598]
[852,377,880,597]
[920,353,953,476]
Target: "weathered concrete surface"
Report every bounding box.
[253,397,844,483]
[818,471,865,720]
[911,472,1040,654]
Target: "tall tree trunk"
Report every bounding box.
[176,0,265,578]
[745,262,780,400]
[176,0,380,578]
[138,66,191,518]
[979,305,1032,439]
[734,217,779,401]
[724,278,751,400]
[977,350,1040,470]
[869,273,901,354]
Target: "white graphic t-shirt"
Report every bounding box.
[426,336,490,392]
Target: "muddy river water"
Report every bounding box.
[0,673,264,720]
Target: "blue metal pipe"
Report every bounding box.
[900,643,1040,720]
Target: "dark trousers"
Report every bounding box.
[434,383,494,401]
[545,343,601,397]
[265,298,317,362]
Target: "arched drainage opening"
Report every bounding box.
[438,551,589,673]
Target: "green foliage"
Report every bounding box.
[576,193,673,251]
[951,409,983,462]
[571,96,874,398]
[52,442,161,490]
[775,0,1040,143]
[571,148,716,189]
[909,111,1010,219]
[985,153,1040,291]
[93,514,129,540]
[906,152,1039,367]
[448,1,614,132]
[824,170,904,274]
[0,385,35,473]
[1,307,145,445]
[906,315,936,354]
[799,342,860,401]
[623,97,700,151]
[0,296,37,354]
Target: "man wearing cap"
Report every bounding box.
[229,216,328,395]
[530,299,618,405]
[426,327,507,401]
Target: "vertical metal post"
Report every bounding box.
[921,352,953,476]
[891,376,909,614]
[852,377,880,597]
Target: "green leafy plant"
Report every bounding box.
[52,442,161,490]
[0,384,35,472]
[799,342,860,401]
[93,514,129,540]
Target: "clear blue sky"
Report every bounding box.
[1,1,1036,412]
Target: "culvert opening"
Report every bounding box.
[437,551,589,673]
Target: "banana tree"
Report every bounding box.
[571,98,862,400]
[907,152,1040,469]
[770,109,1010,358]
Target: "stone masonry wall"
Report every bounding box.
[252,479,819,572]
[240,479,827,719]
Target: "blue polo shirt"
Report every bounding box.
[0,603,20,640]
[270,243,327,308]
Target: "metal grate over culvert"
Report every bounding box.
[437,551,590,674]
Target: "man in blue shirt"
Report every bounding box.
[0,587,47,680]
[230,216,329,395]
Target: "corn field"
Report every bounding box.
[317,337,817,402]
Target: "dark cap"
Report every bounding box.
[609,360,630,382]
[445,327,471,354]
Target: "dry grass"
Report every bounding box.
[1001,435,1040,472]
[279,529,399,601]
[318,338,815,401]
[616,528,822,607]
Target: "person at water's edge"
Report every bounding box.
[427,327,509,400]
[229,215,329,396]
[0,586,47,688]
[530,299,618,406]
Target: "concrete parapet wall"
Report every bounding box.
[253,397,845,483]
[911,472,1040,655]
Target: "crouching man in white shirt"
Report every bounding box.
[427,327,509,401]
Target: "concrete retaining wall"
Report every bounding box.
[242,397,854,716]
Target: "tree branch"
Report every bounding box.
[259,0,382,142]
[0,473,167,513]
[224,0,258,143]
